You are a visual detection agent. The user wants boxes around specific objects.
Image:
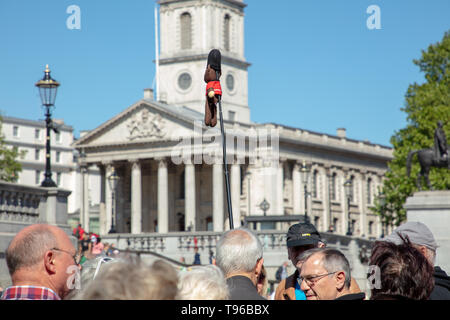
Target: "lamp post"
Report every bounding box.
[108,167,119,233]
[379,192,386,238]
[259,198,270,216]
[35,65,60,187]
[344,177,353,236]
[300,160,310,224]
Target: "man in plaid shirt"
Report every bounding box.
[1,224,79,300]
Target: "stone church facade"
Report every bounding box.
[74,0,393,239]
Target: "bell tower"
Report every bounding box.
[157,0,250,123]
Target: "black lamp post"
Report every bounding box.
[379,192,386,238]
[108,167,119,233]
[344,177,353,236]
[300,160,310,224]
[35,65,60,187]
[259,198,270,216]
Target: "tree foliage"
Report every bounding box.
[373,31,450,226]
[0,116,25,182]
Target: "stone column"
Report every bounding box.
[359,172,367,237]
[230,162,241,228]
[323,167,331,232]
[292,162,301,215]
[130,160,142,234]
[157,158,169,233]
[99,165,106,235]
[83,166,90,232]
[276,161,284,215]
[213,161,224,231]
[79,166,85,228]
[105,164,113,234]
[185,163,196,231]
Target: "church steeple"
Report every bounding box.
[157,0,250,123]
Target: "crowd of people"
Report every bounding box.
[0,220,449,300]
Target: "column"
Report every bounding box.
[83,166,90,232]
[131,160,142,234]
[276,161,284,215]
[230,162,241,228]
[99,165,106,235]
[340,171,348,235]
[105,164,112,234]
[323,167,331,232]
[213,161,224,231]
[79,166,85,228]
[157,159,169,233]
[292,162,301,215]
[358,172,367,237]
[185,163,196,231]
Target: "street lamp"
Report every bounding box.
[344,177,353,236]
[300,160,310,223]
[35,65,60,187]
[259,198,270,216]
[379,192,386,238]
[108,167,119,233]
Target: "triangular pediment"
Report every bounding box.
[74,99,203,148]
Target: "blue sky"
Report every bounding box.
[0,0,449,147]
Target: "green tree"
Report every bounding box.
[0,116,25,182]
[373,31,450,226]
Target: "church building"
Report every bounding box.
[74,0,393,239]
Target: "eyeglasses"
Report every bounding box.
[93,257,114,280]
[52,247,80,265]
[298,271,337,287]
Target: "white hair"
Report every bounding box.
[216,228,263,277]
[177,265,229,300]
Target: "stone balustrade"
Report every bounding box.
[0,181,73,287]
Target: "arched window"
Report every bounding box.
[366,178,372,205]
[180,12,192,49]
[224,14,231,51]
[312,170,318,198]
[180,170,185,199]
[349,175,355,201]
[330,173,337,201]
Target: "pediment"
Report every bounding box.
[74,100,199,148]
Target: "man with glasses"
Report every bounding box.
[298,248,365,300]
[274,222,326,300]
[1,224,80,300]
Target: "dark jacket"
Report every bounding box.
[335,292,366,300]
[227,276,266,300]
[430,266,450,300]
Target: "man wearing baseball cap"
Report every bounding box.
[383,221,450,300]
[275,222,361,300]
[274,223,326,300]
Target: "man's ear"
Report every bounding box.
[255,258,264,276]
[318,242,326,248]
[335,271,346,291]
[44,250,57,274]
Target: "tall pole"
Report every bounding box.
[346,196,352,236]
[154,4,159,101]
[217,87,233,230]
[304,184,308,223]
[110,190,116,233]
[42,106,56,187]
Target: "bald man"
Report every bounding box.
[1,224,79,300]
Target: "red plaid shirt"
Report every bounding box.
[0,286,61,300]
